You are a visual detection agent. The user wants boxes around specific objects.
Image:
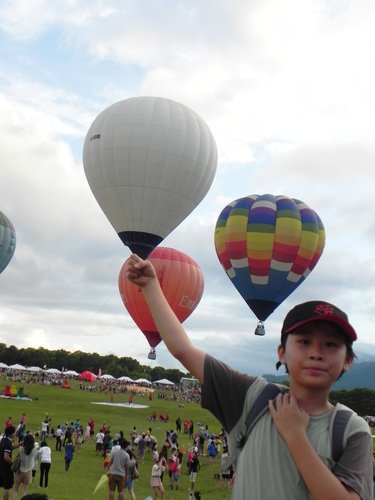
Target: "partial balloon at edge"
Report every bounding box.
[214,194,326,334]
[0,210,16,274]
[83,96,218,258]
[118,247,205,358]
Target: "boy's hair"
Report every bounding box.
[277,301,356,373]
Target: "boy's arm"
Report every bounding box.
[125,254,206,382]
[269,394,360,500]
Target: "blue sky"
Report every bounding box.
[1,0,375,376]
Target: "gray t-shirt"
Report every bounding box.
[202,355,373,500]
[108,447,129,476]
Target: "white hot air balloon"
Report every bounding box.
[83,96,217,258]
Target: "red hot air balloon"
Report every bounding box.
[119,247,204,359]
[214,194,325,335]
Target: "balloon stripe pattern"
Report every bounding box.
[118,247,204,350]
[214,194,325,322]
[0,210,16,274]
[83,97,217,258]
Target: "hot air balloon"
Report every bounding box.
[214,194,325,335]
[83,96,217,258]
[0,210,16,274]
[118,247,204,359]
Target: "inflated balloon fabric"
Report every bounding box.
[83,97,217,258]
[118,247,204,349]
[0,210,16,274]
[214,194,325,321]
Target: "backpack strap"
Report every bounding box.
[243,383,281,440]
[236,383,282,448]
[330,405,353,462]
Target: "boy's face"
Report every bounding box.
[278,323,352,389]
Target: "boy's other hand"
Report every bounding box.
[268,393,309,443]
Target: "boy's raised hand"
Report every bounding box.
[125,254,156,287]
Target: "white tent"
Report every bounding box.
[134,378,152,385]
[26,366,42,372]
[44,368,61,374]
[8,363,26,370]
[0,362,8,368]
[64,370,79,376]
[99,374,115,379]
[118,376,134,382]
[153,378,175,386]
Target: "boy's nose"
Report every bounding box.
[308,344,324,358]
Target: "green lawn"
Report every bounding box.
[0,376,231,499]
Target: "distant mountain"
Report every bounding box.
[263,361,375,390]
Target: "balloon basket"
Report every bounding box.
[148,348,156,360]
[254,321,265,336]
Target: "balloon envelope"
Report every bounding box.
[79,371,97,382]
[118,247,204,350]
[83,96,217,258]
[214,194,326,322]
[0,210,16,274]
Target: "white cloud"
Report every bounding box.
[0,0,374,376]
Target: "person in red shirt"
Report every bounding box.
[4,418,12,428]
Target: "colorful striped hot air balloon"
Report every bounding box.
[0,210,16,274]
[214,194,325,335]
[118,247,204,359]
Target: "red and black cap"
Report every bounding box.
[281,301,357,342]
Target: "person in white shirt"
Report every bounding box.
[38,441,51,488]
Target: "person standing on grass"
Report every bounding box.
[55,426,62,452]
[38,441,51,488]
[125,448,138,500]
[107,440,129,500]
[12,434,38,499]
[188,449,200,495]
[125,254,373,500]
[0,426,22,500]
[150,454,167,500]
[64,438,74,471]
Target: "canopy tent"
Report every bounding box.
[99,374,115,380]
[44,368,61,374]
[153,378,175,386]
[0,362,8,368]
[64,370,79,376]
[134,378,152,385]
[79,370,97,382]
[8,363,26,370]
[26,366,42,372]
[118,376,134,382]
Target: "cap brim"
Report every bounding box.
[285,316,357,341]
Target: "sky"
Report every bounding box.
[1,0,375,377]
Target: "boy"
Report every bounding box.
[125,254,373,499]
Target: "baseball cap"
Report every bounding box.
[281,301,357,342]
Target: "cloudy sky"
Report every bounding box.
[1,0,375,376]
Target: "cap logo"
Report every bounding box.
[314,303,335,316]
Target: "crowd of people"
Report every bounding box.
[0,407,231,500]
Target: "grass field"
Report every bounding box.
[0,376,232,500]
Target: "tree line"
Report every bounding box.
[0,343,187,384]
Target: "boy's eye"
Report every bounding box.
[326,341,339,348]
[297,338,310,345]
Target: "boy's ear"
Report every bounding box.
[277,344,286,364]
[342,354,353,373]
